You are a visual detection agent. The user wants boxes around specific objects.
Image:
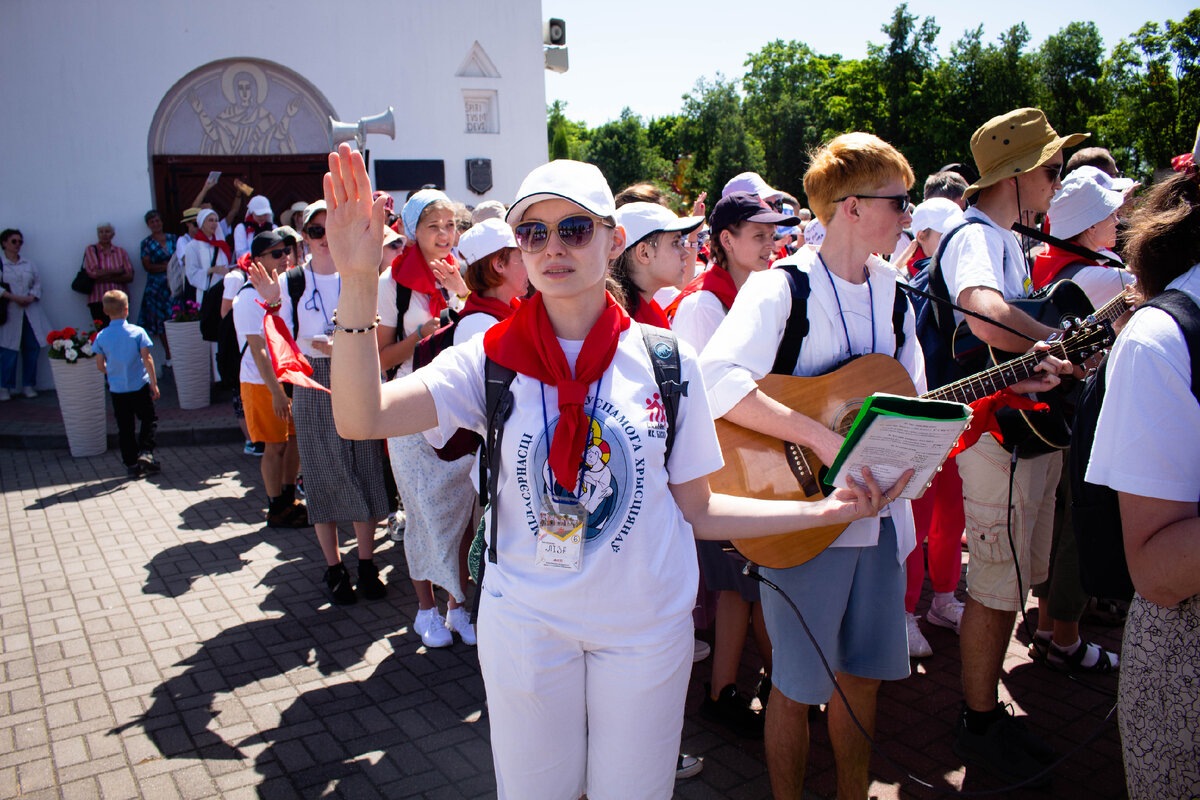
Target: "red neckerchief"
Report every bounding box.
[259,302,329,394]
[195,228,231,262]
[391,244,452,317]
[483,291,631,492]
[236,252,252,272]
[665,266,738,322]
[633,297,670,328]
[906,244,928,276]
[949,389,1048,456]
[462,293,519,321]
[243,213,273,238]
[1031,243,1097,291]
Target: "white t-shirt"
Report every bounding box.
[417,328,724,646]
[232,275,294,385]
[184,239,230,293]
[700,247,924,557]
[1061,264,1136,311]
[671,289,729,354]
[233,222,270,259]
[378,271,435,379]
[1087,264,1200,503]
[293,269,341,358]
[222,269,247,300]
[939,207,1030,323]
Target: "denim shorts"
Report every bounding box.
[761,517,909,705]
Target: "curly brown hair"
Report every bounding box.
[1124,170,1200,299]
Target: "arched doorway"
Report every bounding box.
[148,58,338,230]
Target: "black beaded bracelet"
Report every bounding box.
[331,312,382,334]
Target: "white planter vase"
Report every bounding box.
[165,320,211,409]
[49,357,108,457]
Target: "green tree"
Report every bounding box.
[584,108,671,194]
[677,76,765,205]
[868,3,940,160]
[546,100,589,161]
[1034,22,1105,138]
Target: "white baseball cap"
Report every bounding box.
[722,171,783,201]
[910,198,964,235]
[1048,172,1126,240]
[1064,165,1137,195]
[614,202,704,252]
[457,218,518,265]
[247,195,273,218]
[506,160,616,225]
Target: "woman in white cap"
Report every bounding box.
[234,195,276,259]
[1032,170,1136,307]
[610,202,703,327]
[325,146,905,799]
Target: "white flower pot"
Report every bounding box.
[49,358,108,457]
[165,320,211,409]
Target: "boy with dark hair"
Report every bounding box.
[92,290,161,477]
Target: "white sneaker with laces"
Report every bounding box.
[445,606,477,646]
[907,612,933,658]
[926,598,965,634]
[414,607,453,648]
[21,386,37,398]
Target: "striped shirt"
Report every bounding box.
[82,244,134,303]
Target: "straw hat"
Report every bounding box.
[966,108,1088,197]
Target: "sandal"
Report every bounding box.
[1081,597,1128,626]
[1046,639,1119,673]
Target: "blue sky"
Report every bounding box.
[542,0,1188,127]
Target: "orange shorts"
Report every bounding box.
[241,382,296,443]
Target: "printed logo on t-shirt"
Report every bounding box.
[515,398,649,554]
[643,393,668,441]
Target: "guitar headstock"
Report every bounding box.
[1054,316,1115,363]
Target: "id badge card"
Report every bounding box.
[536,494,585,571]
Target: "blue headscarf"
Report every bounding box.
[401,189,451,240]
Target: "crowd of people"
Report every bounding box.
[4,102,1197,799]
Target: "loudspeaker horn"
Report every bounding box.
[360,107,396,141]
[329,117,361,150]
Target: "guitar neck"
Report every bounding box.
[923,339,1072,404]
[1091,290,1131,326]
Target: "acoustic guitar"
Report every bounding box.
[712,319,1115,569]
[951,280,1134,454]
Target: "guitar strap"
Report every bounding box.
[1011,222,1121,268]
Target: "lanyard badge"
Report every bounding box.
[536,493,584,571]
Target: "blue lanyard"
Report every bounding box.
[817,254,875,357]
[540,372,603,496]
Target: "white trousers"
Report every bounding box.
[477,587,694,800]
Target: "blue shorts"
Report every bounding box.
[761,517,909,705]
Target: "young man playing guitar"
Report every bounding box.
[937,108,1085,786]
[701,134,1068,799]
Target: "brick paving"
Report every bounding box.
[0,377,1128,798]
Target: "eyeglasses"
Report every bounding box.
[513,214,614,253]
[647,234,688,253]
[263,247,289,260]
[304,225,326,239]
[833,194,909,213]
[385,240,404,250]
[1041,162,1064,181]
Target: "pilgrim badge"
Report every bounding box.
[466,158,493,195]
[536,493,584,571]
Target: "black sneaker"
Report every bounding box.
[267,501,310,528]
[952,705,1053,788]
[324,563,357,605]
[700,683,764,739]
[127,463,145,479]
[137,452,161,473]
[357,561,387,600]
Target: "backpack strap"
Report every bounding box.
[480,357,517,568]
[1143,289,1200,401]
[891,283,909,357]
[638,323,687,465]
[284,266,305,339]
[395,282,413,340]
[771,263,810,375]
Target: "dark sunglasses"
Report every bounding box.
[264,247,288,260]
[304,225,326,239]
[1041,162,1064,180]
[834,194,909,213]
[513,214,613,253]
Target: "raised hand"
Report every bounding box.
[245,260,281,305]
[324,144,389,286]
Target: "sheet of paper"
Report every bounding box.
[828,414,967,500]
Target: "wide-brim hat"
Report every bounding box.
[180,207,201,224]
[614,202,703,252]
[506,160,615,225]
[1048,172,1126,240]
[966,108,1088,197]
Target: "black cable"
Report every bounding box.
[744,546,1118,795]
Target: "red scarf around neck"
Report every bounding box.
[483,291,631,492]
[391,244,453,317]
[462,293,520,321]
[195,228,232,262]
[243,213,273,238]
[1031,243,1097,291]
[633,297,671,328]
[665,266,738,322]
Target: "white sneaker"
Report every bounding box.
[413,607,452,648]
[20,386,36,398]
[693,639,711,663]
[0,388,10,401]
[388,509,406,542]
[926,598,965,634]
[907,612,933,658]
[445,606,477,646]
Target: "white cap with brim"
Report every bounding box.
[458,218,518,265]
[722,172,782,201]
[506,160,615,225]
[247,195,273,218]
[1064,165,1137,195]
[614,202,704,253]
[911,198,965,235]
[1048,172,1126,240]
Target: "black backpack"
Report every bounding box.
[198,249,225,341]
[771,262,910,376]
[468,324,688,612]
[215,283,253,389]
[1069,289,1200,600]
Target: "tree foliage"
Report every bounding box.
[546,8,1200,207]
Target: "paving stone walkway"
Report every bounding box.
[0,436,1127,798]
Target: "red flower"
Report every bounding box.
[93,319,104,328]
[88,331,98,343]
[62,327,77,338]
[46,330,60,345]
